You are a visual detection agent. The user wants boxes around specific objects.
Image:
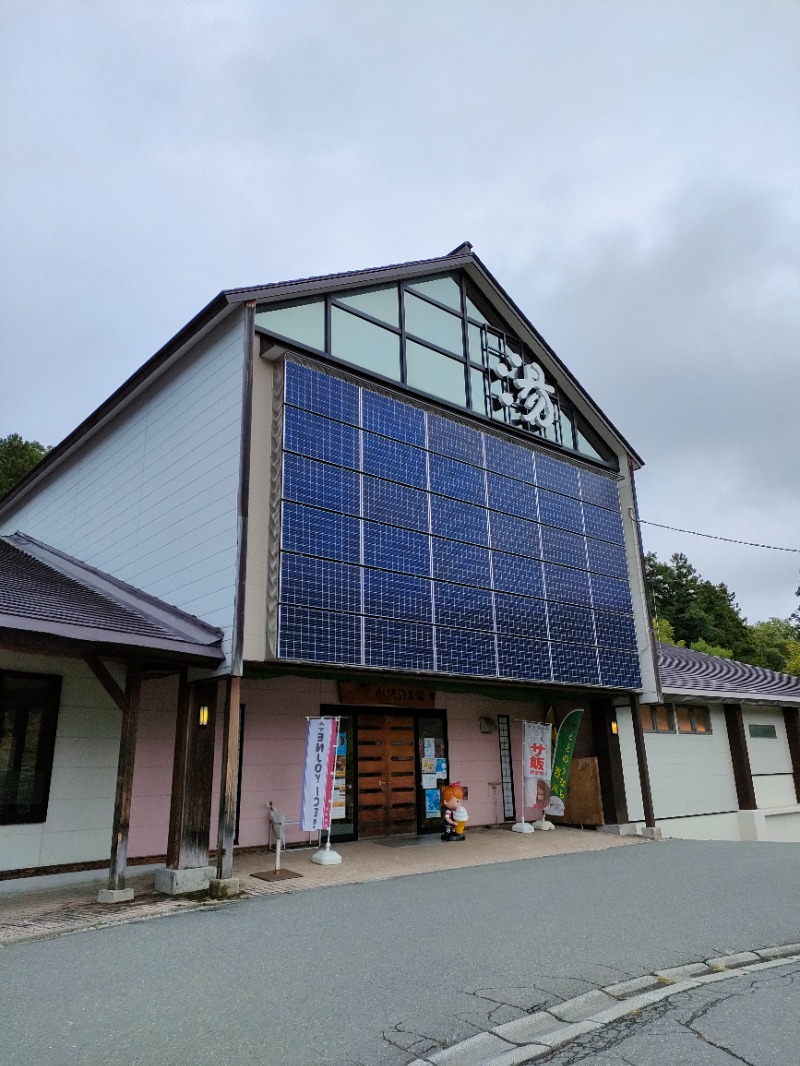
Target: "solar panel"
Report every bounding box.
[427,412,484,466]
[431,538,491,587]
[364,568,433,624]
[433,581,494,631]
[486,471,538,521]
[436,627,497,675]
[363,475,429,531]
[488,512,542,559]
[364,617,435,670]
[537,488,584,535]
[278,606,361,664]
[362,431,427,488]
[362,389,426,447]
[430,494,488,546]
[579,468,621,512]
[280,554,360,613]
[285,362,359,425]
[284,406,359,468]
[282,503,360,563]
[582,503,625,545]
[277,361,641,687]
[550,641,601,685]
[283,454,360,515]
[429,453,485,503]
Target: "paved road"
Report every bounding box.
[544,960,800,1065]
[1,840,799,1066]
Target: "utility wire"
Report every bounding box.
[633,516,800,554]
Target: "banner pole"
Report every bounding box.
[512,719,535,834]
[312,716,343,866]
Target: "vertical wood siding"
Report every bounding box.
[1,316,245,663]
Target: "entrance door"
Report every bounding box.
[356,714,417,837]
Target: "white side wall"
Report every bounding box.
[617,705,738,821]
[0,315,246,664]
[0,652,121,873]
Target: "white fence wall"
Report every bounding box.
[1,315,245,662]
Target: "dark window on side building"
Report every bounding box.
[0,672,62,825]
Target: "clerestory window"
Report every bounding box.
[255,272,617,467]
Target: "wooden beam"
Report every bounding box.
[85,654,128,714]
[107,665,142,891]
[629,694,656,828]
[782,707,800,804]
[724,703,757,810]
[216,676,242,880]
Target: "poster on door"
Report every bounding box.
[332,729,347,820]
[300,717,339,831]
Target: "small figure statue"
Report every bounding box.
[441,782,468,842]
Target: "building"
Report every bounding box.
[618,644,800,842]
[2,244,795,898]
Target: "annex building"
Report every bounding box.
[2,244,798,897]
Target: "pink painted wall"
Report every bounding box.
[126,677,588,856]
[235,678,545,845]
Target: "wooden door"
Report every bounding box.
[357,715,417,837]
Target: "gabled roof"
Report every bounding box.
[0,243,641,517]
[0,534,224,665]
[657,642,800,706]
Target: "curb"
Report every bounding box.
[408,944,800,1066]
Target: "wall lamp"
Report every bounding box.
[198,705,210,728]
[610,720,619,735]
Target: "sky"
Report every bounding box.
[1,0,798,626]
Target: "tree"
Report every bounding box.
[748,618,798,673]
[644,551,752,660]
[0,434,50,499]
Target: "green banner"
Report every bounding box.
[545,709,584,816]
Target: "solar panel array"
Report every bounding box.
[278,361,641,688]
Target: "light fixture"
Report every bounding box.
[198,705,209,728]
[611,720,619,735]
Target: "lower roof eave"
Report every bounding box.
[661,687,800,708]
[0,624,225,669]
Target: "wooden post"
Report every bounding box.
[629,694,656,828]
[166,668,191,869]
[724,703,757,810]
[216,676,242,881]
[590,699,629,825]
[782,707,800,804]
[107,664,142,891]
[164,676,218,873]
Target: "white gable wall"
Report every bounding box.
[1,315,245,664]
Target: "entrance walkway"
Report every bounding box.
[0,825,642,946]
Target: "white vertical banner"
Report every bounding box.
[300,717,339,832]
[522,721,552,811]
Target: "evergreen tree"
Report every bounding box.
[0,434,49,498]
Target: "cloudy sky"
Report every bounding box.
[2,1,798,625]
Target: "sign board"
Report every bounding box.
[300,717,338,832]
[338,682,435,708]
[522,721,552,811]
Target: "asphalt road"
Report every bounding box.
[1,840,799,1066]
[544,961,800,1065]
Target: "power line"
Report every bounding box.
[634,517,800,554]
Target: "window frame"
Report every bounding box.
[641,703,712,735]
[748,722,778,740]
[255,272,620,470]
[0,670,62,826]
